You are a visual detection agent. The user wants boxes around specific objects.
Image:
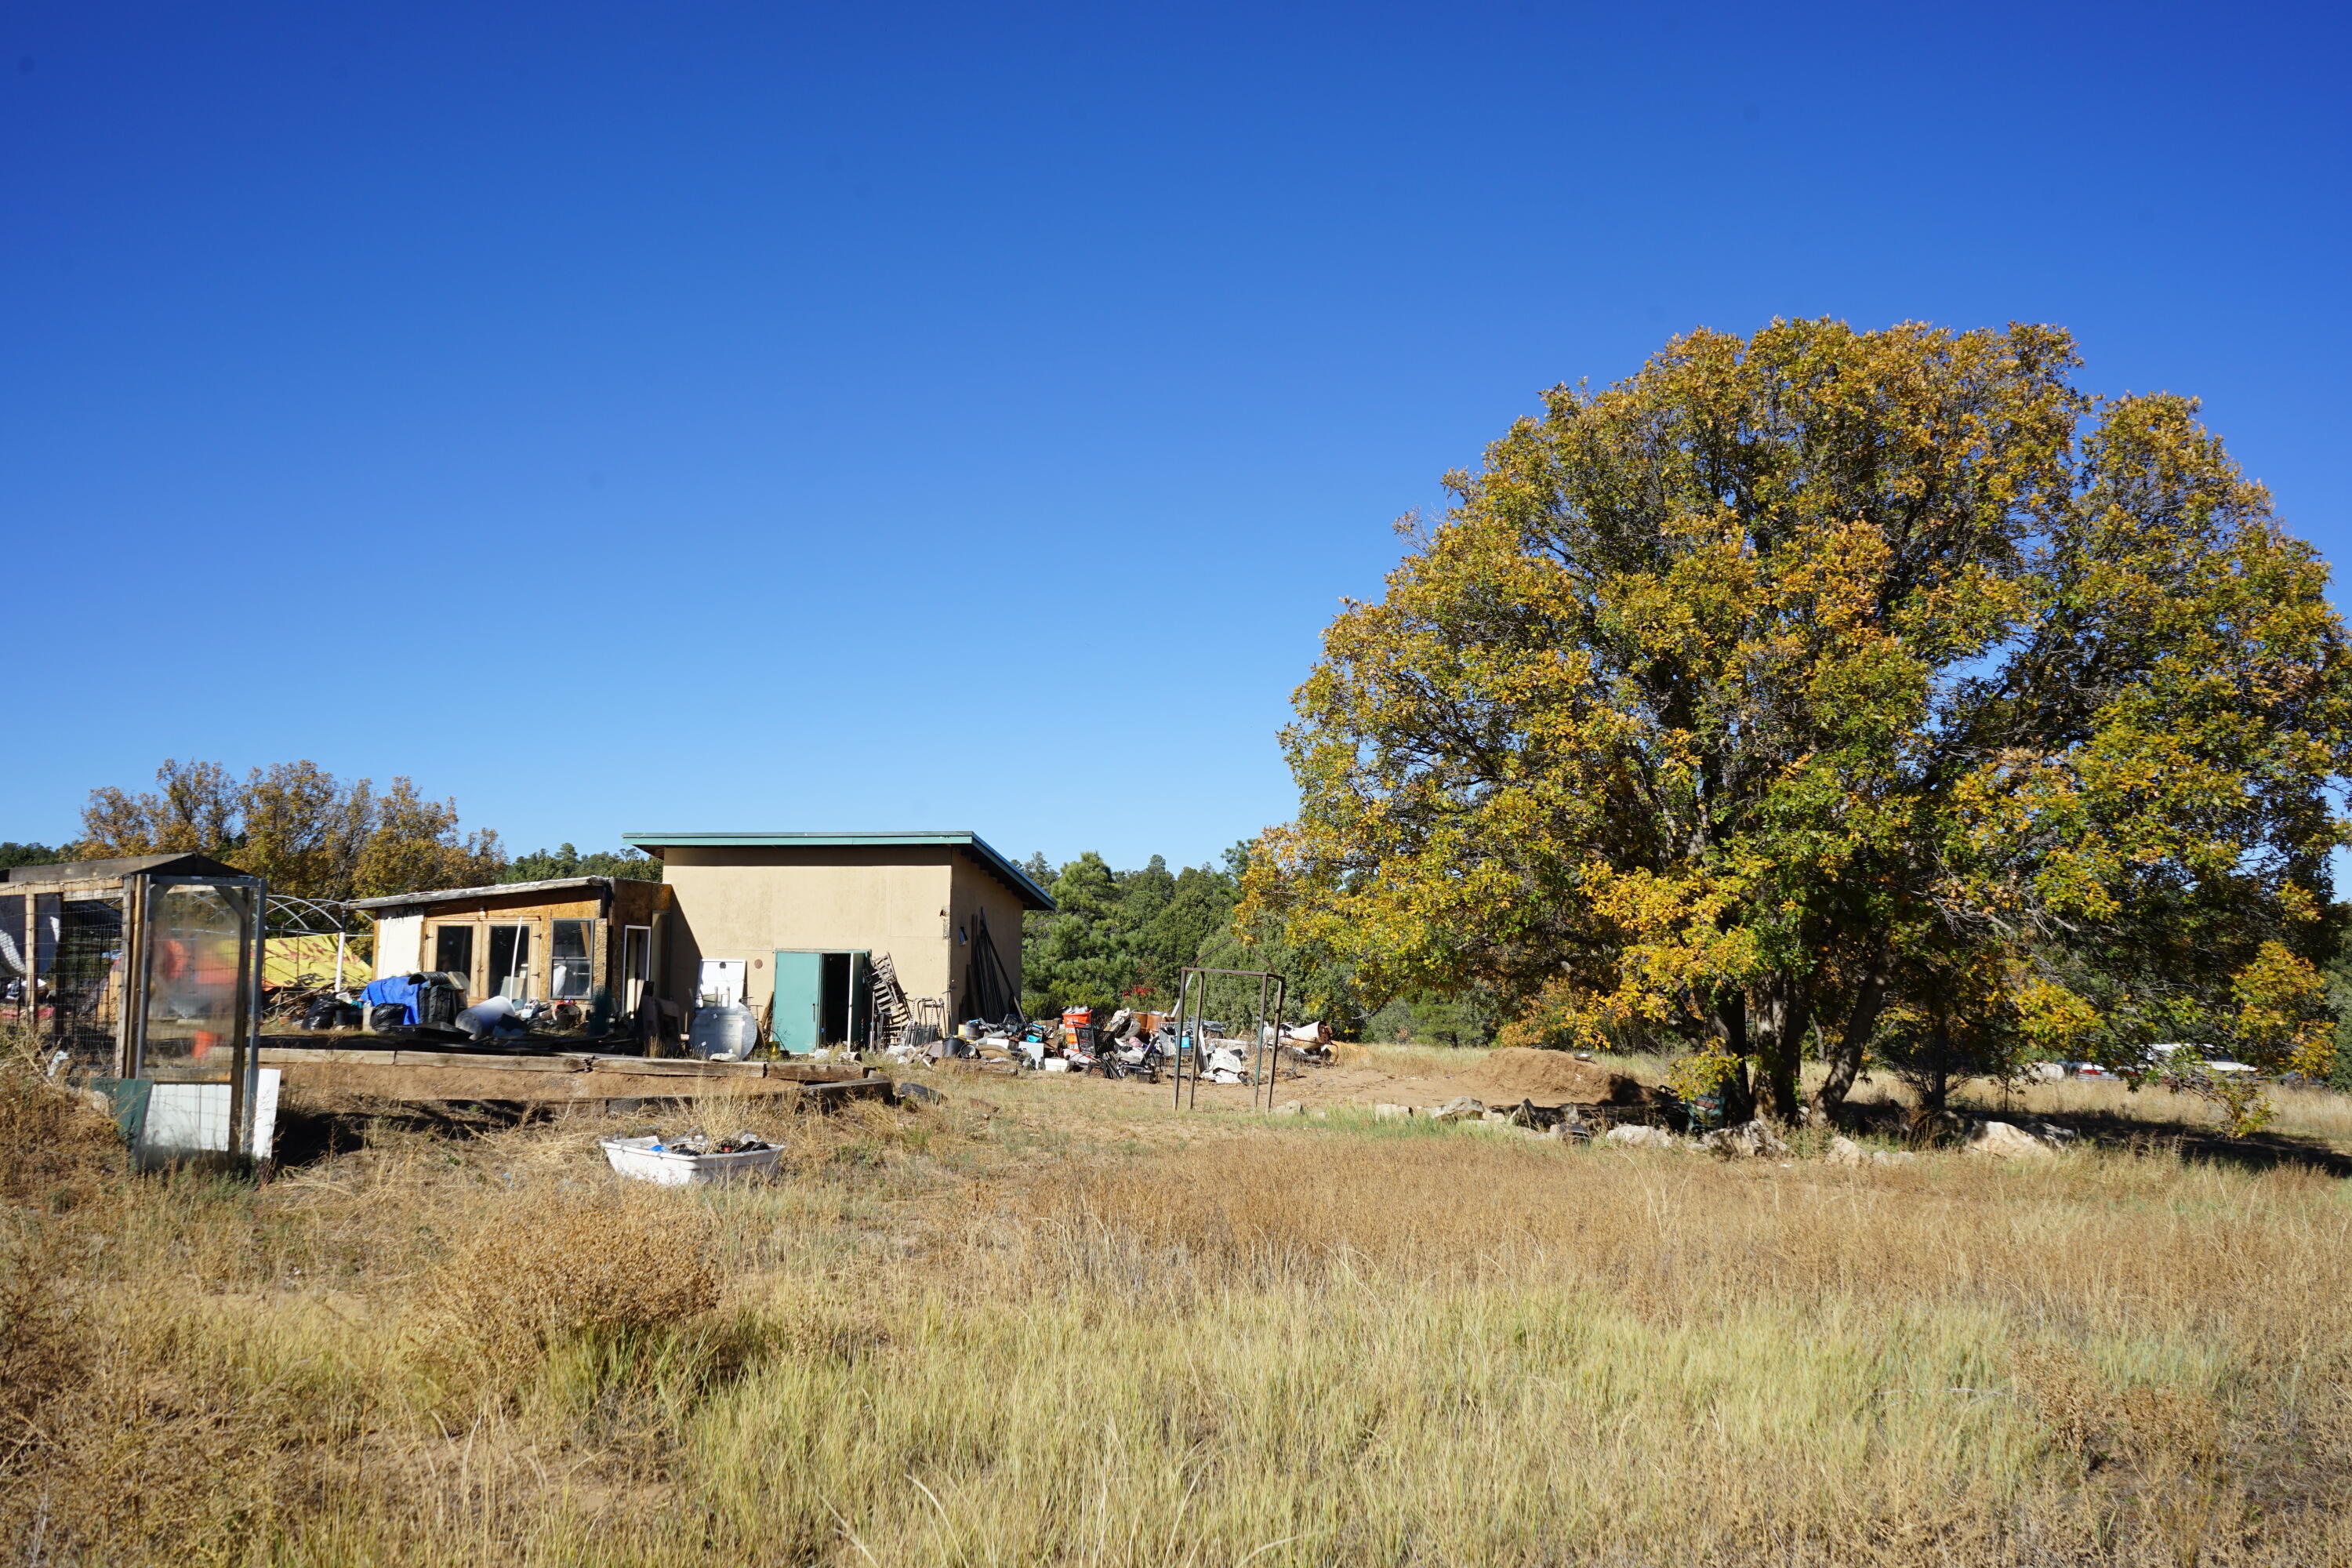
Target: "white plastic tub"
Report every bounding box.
[599,1135,782,1187]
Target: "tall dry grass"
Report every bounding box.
[2,1045,2349,1565]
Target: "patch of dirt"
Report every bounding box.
[1454,1047,1652,1105]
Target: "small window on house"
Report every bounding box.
[551,920,592,1000]
[434,925,474,987]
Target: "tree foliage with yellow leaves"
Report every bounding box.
[1249,321,2350,1126]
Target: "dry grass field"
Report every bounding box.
[6,1036,2352,1566]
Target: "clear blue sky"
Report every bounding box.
[5,1,2347,873]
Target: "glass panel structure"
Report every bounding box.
[141,882,256,1083]
[0,861,264,1158]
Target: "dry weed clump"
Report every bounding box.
[2010,1345,2226,1474]
[0,1249,89,1479]
[0,1036,124,1493]
[0,1029,125,1212]
[419,1179,723,1375]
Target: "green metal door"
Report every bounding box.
[771,950,824,1051]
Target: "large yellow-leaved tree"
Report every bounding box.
[1248,321,2352,1126]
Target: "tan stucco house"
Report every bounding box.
[622,830,1054,1049]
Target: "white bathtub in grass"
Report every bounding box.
[598,1134,781,1186]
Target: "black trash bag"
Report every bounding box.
[303,997,362,1031]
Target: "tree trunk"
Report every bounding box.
[1713,994,1755,1123]
[1813,962,1889,1125]
[1748,981,1812,1123]
[1723,1058,1755,1124]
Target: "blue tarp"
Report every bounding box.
[361,974,421,1025]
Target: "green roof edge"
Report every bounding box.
[620,830,1055,911]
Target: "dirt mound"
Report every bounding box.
[1457,1047,1650,1106]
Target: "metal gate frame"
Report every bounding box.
[1170,965,1287,1112]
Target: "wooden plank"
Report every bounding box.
[270,1058,809,1103]
[260,1047,394,1065]
[764,1062,866,1083]
[586,1054,768,1078]
[390,1050,592,1072]
[800,1075,893,1105]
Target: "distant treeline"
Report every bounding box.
[1014,847,1500,1045]
[500,844,662,884]
[42,759,657,902]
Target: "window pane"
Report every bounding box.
[434,925,474,984]
[488,924,532,1000]
[551,920,592,1000]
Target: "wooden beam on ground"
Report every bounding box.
[265,1051,877,1106]
[800,1075,894,1108]
[393,1050,593,1071]
[587,1054,771,1078]
[259,1047,396,1065]
[764,1061,869,1083]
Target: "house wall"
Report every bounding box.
[414,893,599,1004]
[656,847,957,1019]
[948,858,1030,1018]
[373,914,423,976]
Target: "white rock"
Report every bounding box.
[1428,1096,1486,1123]
[1603,1123,1675,1149]
[1969,1120,2056,1159]
[1825,1135,1865,1166]
[1273,1101,1304,1116]
[1700,1119,1791,1160]
[1374,1102,1415,1120]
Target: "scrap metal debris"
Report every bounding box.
[647,1130,772,1156]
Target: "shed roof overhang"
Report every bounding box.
[621,831,1055,912]
[347,875,656,913]
[2,851,252,884]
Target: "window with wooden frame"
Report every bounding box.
[550,920,593,1000]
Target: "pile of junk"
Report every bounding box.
[281,971,612,1044]
[902,1007,1335,1083]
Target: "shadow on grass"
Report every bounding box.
[270,1096,545,1169]
[2056,1110,2352,1178]
[1837,1098,2352,1178]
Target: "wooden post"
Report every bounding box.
[118,874,146,1080]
